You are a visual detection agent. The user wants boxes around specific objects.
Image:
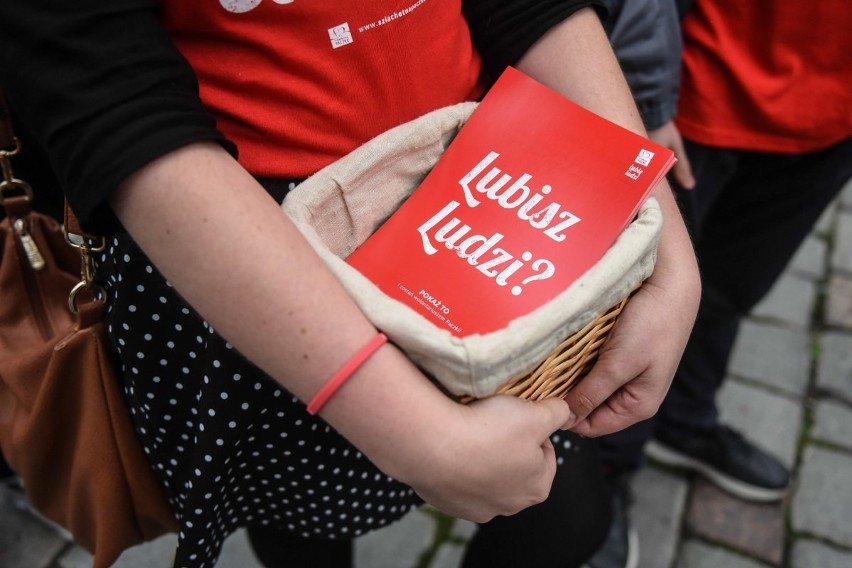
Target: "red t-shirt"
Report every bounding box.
[162,1,483,177]
[675,1,852,153]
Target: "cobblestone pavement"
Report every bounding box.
[2,179,851,568]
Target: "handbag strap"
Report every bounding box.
[64,201,107,312]
[0,89,107,310]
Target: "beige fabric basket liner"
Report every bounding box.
[282,102,663,398]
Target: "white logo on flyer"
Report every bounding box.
[625,149,654,180]
[634,149,655,166]
[329,23,354,48]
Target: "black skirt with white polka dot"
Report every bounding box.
[96,179,588,567]
[98,232,422,568]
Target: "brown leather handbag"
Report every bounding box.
[0,94,178,567]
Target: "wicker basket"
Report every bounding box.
[282,103,661,401]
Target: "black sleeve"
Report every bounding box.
[606,0,682,130]
[462,0,609,83]
[0,0,236,234]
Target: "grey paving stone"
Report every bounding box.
[115,534,178,568]
[816,331,852,401]
[355,508,436,568]
[58,534,177,568]
[450,518,477,541]
[840,175,852,209]
[631,465,688,568]
[830,211,852,273]
[717,379,802,468]
[58,530,263,568]
[0,484,69,568]
[675,539,769,568]
[791,538,852,568]
[791,446,852,548]
[787,235,828,280]
[815,199,838,235]
[685,480,785,565]
[430,542,465,568]
[55,545,94,568]
[217,529,264,568]
[813,399,852,451]
[728,320,811,397]
[825,275,852,328]
[751,273,818,329]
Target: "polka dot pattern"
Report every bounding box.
[97,234,420,568]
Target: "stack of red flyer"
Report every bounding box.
[346,67,675,337]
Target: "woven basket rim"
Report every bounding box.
[457,292,633,402]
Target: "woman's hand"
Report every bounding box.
[398,395,573,522]
[315,341,574,523]
[562,235,700,436]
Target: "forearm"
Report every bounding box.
[109,142,457,478]
[515,7,698,293]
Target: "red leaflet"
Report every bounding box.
[347,67,675,336]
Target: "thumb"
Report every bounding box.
[528,396,575,433]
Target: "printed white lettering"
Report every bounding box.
[542,211,582,242]
[459,152,582,239]
[475,247,515,277]
[417,200,461,254]
[458,152,500,207]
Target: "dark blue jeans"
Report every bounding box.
[598,136,852,472]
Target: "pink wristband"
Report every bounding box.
[306,332,388,415]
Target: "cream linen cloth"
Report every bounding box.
[282,103,662,398]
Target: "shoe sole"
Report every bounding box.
[646,440,787,502]
[580,526,639,568]
[625,526,639,568]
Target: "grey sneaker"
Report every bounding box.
[584,474,638,568]
[647,424,790,502]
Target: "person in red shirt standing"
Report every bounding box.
[652,0,852,497]
[592,2,852,565]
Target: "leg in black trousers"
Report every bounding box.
[599,136,852,469]
[658,138,852,432]
[247,526,354,567]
